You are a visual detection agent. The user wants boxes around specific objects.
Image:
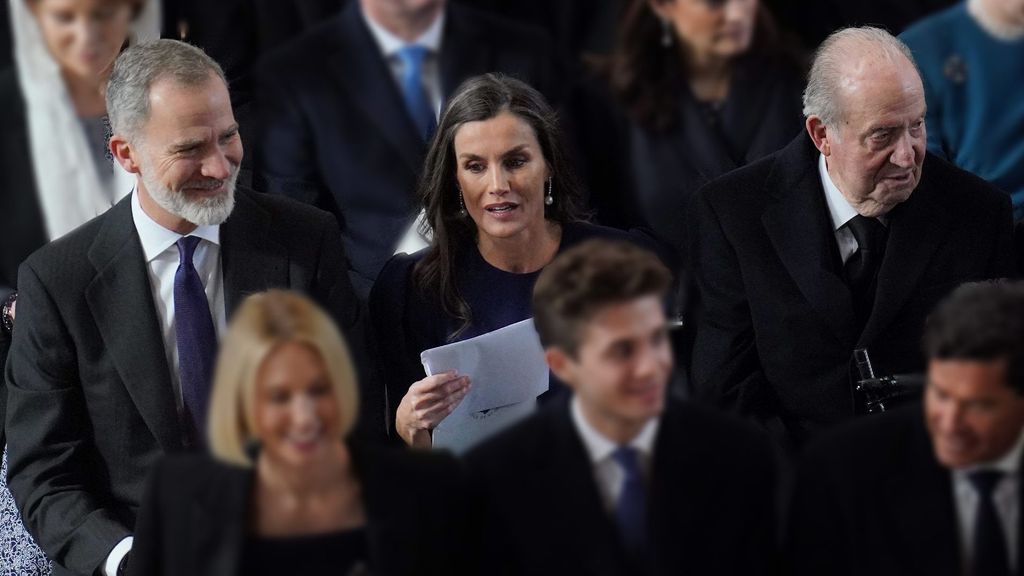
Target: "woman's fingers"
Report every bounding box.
[411,376,470,408]
[409,370,462,394]
[417,381,472,427]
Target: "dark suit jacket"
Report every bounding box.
[787,403,1023,576]
[459,0,624,58]
[3,190,362,576]
[691,134,1015,446]
[128,445,471,576]
[465,397,779,576]
[253,1,560,298]
[0,68,50,447]
[252,0,345,53]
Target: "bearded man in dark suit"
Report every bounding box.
[4,40,362,576]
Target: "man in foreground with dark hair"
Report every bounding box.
[467,239,778,576]
[789,281,1024,576]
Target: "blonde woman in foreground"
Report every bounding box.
[128,290,471,576]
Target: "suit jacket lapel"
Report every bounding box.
[859,163,954,347]
[329,3,424,174]
[221,190,289,318]
[545,403,626,576]
[648,406,706,570]
[85,197,182,451]
[886,420,960,576]
[761,137,857,345]
[192,465,249,576]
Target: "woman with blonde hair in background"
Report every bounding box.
[0,1,158,573]
[128,290,470,576]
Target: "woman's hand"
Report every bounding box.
[395,371,471,448]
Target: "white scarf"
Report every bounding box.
[10,0,161,241]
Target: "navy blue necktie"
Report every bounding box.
[970,470,1011,576]
[174,236,217,447]
[612,446,648,555]
[396,45,436,141]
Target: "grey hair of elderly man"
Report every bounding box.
[802,27,924,129]
[106,39,228,142]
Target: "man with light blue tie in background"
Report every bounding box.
[253,0,561,299]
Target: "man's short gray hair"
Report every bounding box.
[106,39,227,139]
[802,26,920,128]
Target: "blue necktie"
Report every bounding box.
[396,45,436,141]
[969,470,1011,576]
[174,236,217,447]
[612,446,648,555]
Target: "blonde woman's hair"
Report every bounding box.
[208,290,359,467]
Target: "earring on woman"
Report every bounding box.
[544,177,554,206]
[660,18,673,48]
[457,188,468,217]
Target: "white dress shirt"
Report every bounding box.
[362,7,445,119]
[570,396,660,513]
[951,428,1024,573]
[105,191,227,576]
[818,153,887,264]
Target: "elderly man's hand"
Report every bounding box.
[2,292,15,332]
[395,371,471,448]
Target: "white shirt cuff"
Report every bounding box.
[104,536,133,576]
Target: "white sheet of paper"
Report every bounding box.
[421,318,549,454]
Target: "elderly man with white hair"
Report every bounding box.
[690,26,1015,448]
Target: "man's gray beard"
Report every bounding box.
[141,167,238,226]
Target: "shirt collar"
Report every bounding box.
[570,395,659,465]
[361,6,445,57]
[818,153,889,230]
[131,188,220,263]
[819,153,861,232]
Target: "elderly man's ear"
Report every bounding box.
[109,135,141,174]
[806,116,832,157]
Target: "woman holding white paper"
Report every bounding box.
[370,73,666,448]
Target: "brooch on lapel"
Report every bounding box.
[943,54,967,84]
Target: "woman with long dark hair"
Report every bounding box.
[585,0,805,253]
[370,73,661,448]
